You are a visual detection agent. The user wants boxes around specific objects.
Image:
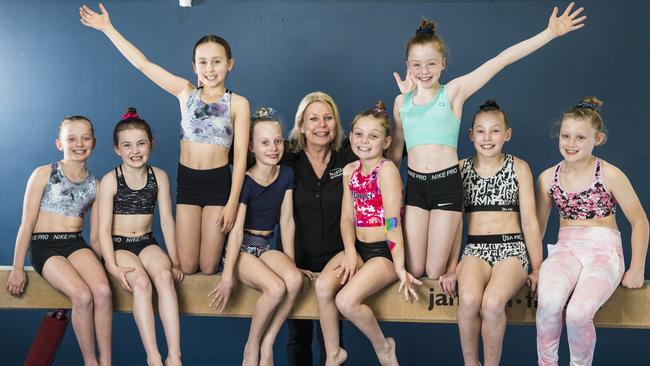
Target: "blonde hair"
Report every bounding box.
[289,91,344,153]
[560,96,608,145]
[350,100,390,136]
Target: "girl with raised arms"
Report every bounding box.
[389,3,586,287]
[209,108,304,366]
[535,97,648,365]
[97,109,183,366]
[80,3,250,274]
[6,116,112,366]
[456,100,543,366]
[314,102,421,366]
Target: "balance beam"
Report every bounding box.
[1,266,648,328]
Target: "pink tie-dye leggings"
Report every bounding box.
[536,227,624,366]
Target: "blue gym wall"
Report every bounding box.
[1,0,649,364]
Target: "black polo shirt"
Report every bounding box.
[284,139,357,271]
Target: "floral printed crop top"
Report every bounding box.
[549,158,616,220]
[180,88,233,148]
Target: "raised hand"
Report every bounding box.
[547,2,586,37]
[79,3,112,32]
[393,70,416,94]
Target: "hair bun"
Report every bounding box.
[373,100,387,115]
[252,107,278,121]
[479,99,500,111]
[576,96,603,111]
[416,19,436,36]
[121,107,139,121]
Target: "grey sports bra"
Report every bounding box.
[40,161,97,218]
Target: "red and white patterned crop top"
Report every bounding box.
[549,158,616,220]
[349,159,388,227]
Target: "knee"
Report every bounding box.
[314,276,337,301]
[91,281,112,306]
[265,278,286,305]
[458,292,482,316]
[334,291,358,318]
[71,286,93,310]
[565,302,595,328]
[536,293,566,318]
[285,271,304,298]
[153,269,174,287]
[180,261,198,275]
[481,296,506,321]
[199,262,218,275]
[425,264,444,280]
[133,275,152,294]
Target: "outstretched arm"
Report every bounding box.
[80,3,192,98]
[447,2,586,107]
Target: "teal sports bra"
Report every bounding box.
[399,85,461,150]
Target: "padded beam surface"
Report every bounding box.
[1,266,648,328]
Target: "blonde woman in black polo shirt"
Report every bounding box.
[284,92,357,365]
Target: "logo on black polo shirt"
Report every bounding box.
[329,168,343,179]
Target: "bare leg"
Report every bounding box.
[68,249,113,366]
[425,210,462,279]
[403,205,429,277]
[456,256,492,366]
[335,257,398,366]
[139,245,182,366]
[175,204,202,274]
[199,206,225,274]
[257,250,304,366]
[115,250,162,366]
[481,259,527,366]
[236,253,287,366]
[42,256,100,366]
[314,251,358,366]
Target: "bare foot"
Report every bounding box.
[243,343,260,366]
[325,347,348,366]
[376,337,398,366]
[165,353,182,366]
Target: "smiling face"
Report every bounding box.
[193,42,233,88]
[350,116,391,160]
[114,128,151,169]
[300,101,337,149]
[56,119,95,162]
[558,117,604,162]
[406,43,446,89]
[250,121,284,166]
[470,111,511,158]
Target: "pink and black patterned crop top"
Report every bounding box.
[549,158,616,220]
[349,159,387,227]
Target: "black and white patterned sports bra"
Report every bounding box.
[461,154,519,213]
